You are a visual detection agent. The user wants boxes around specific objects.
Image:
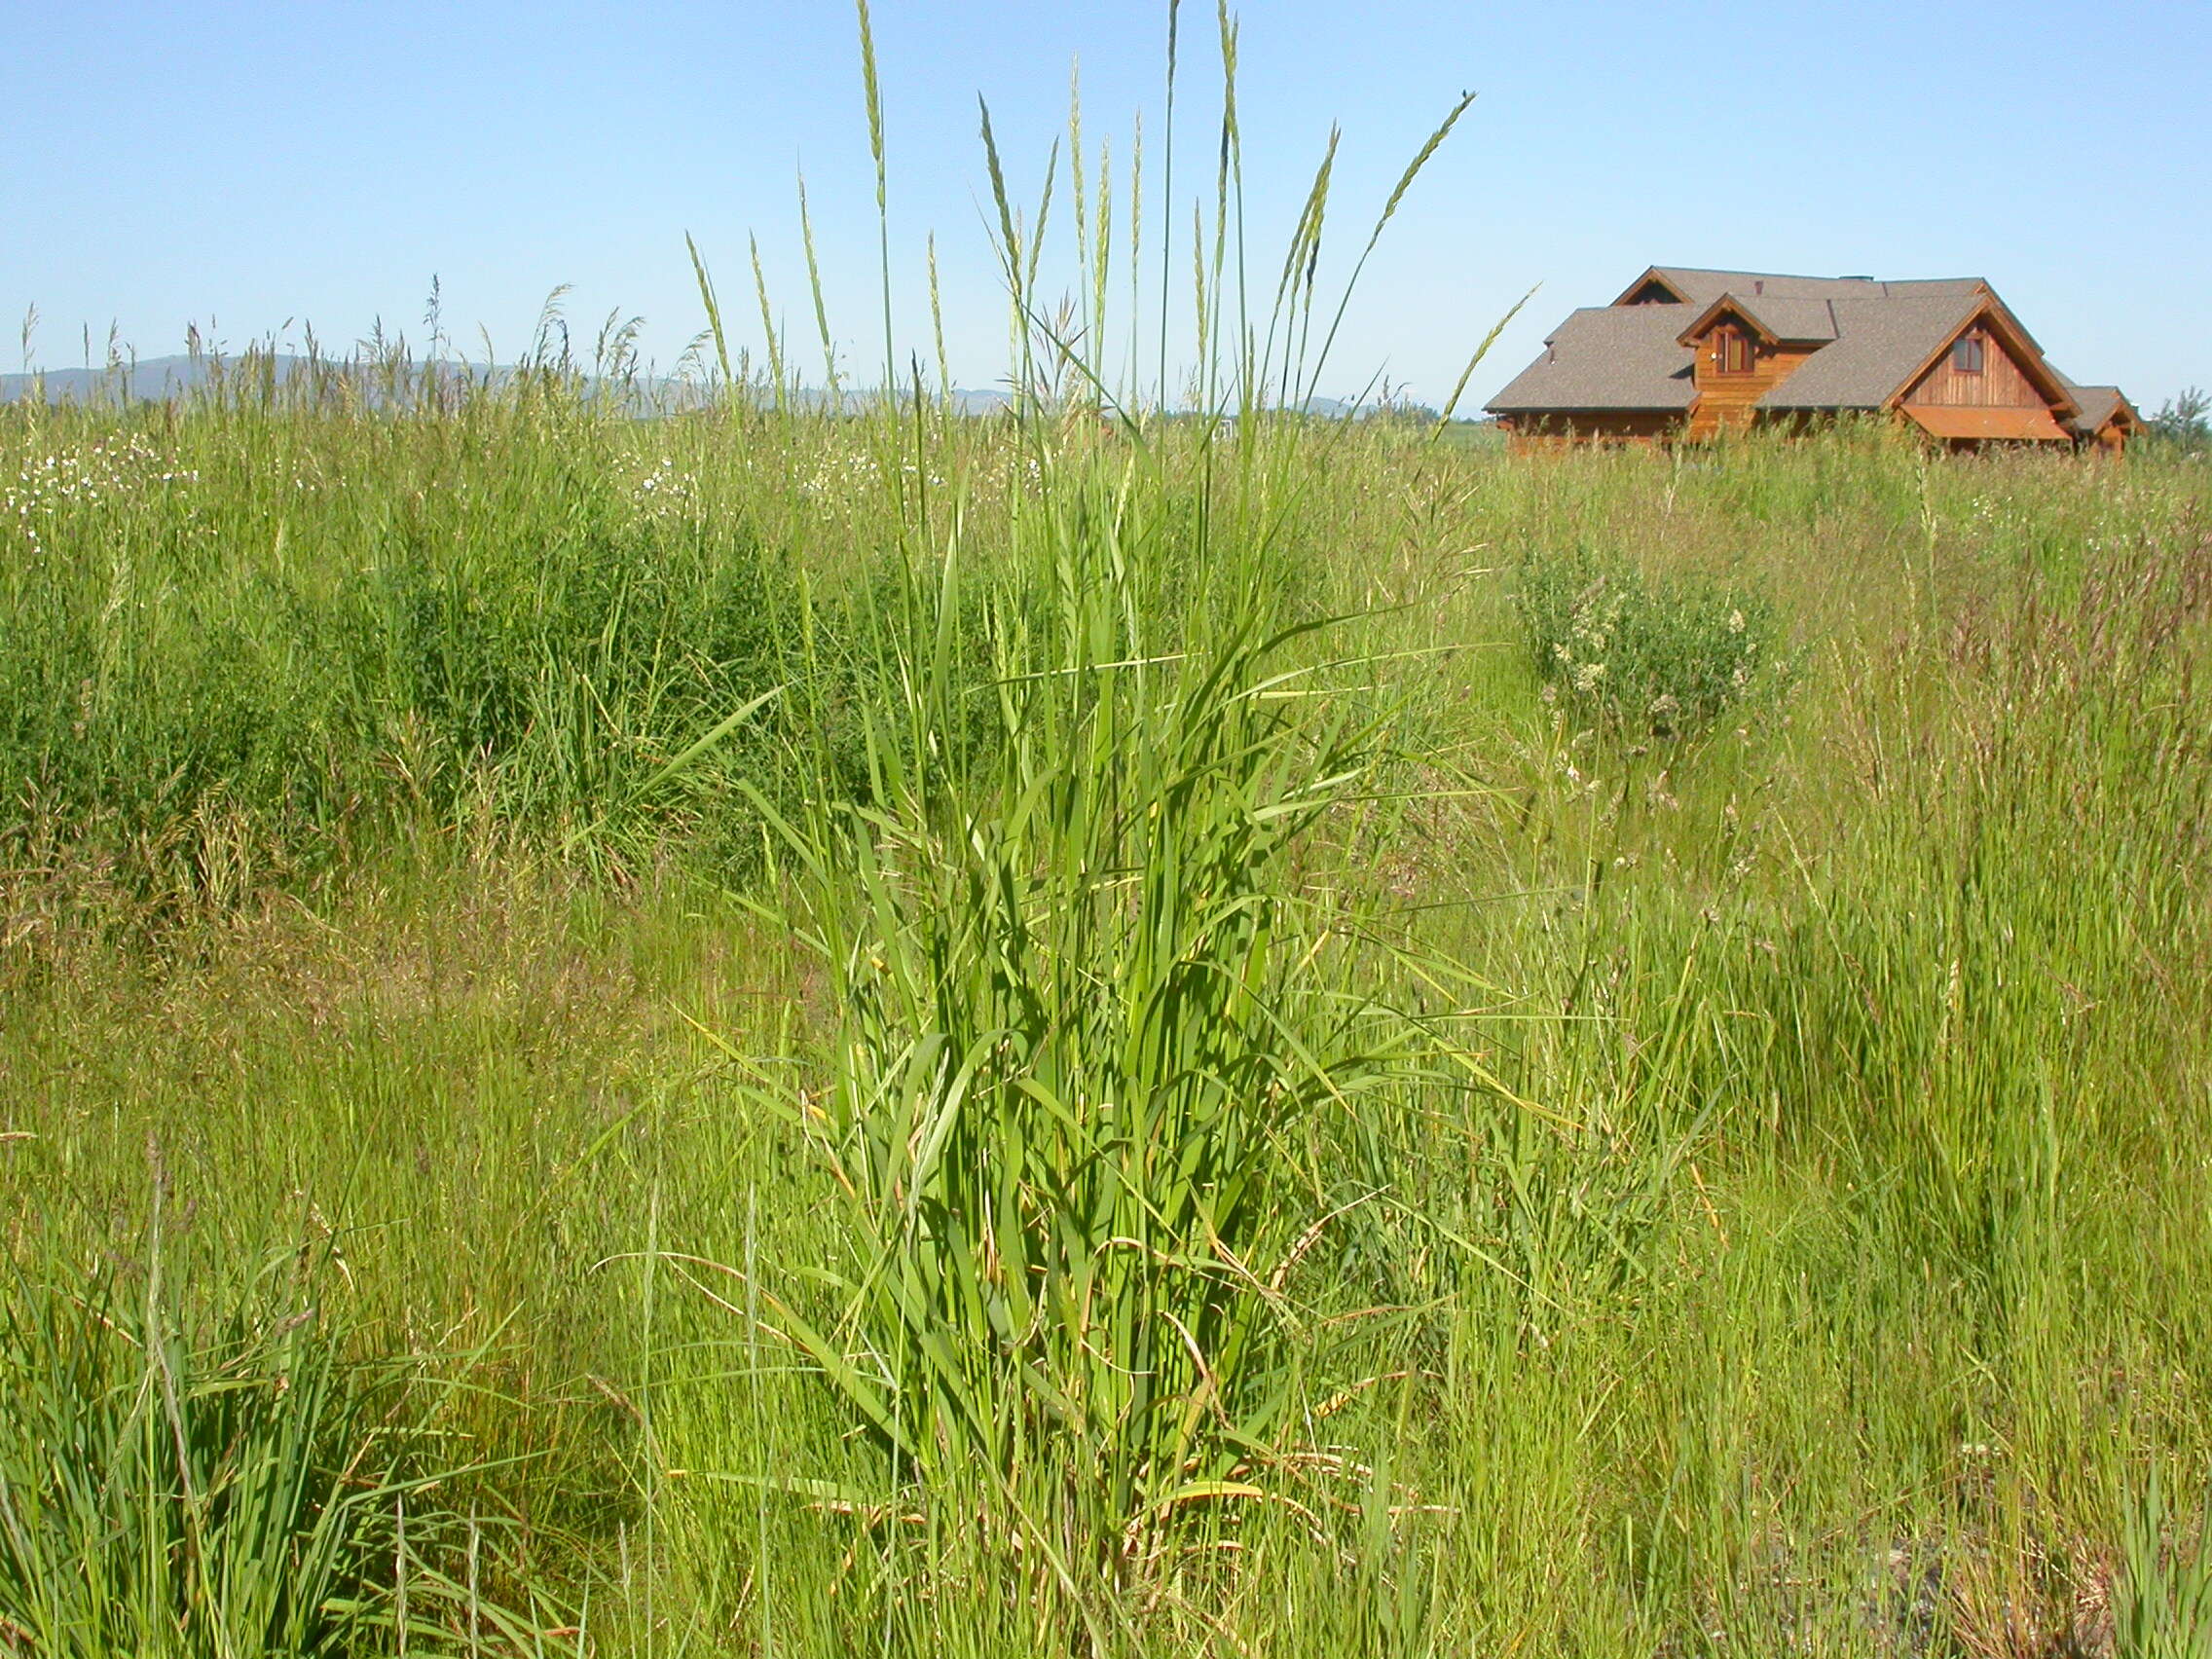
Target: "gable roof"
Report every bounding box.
[1764,294,2075,418]
[2052,374,2139,434]
[1612,265,1989,308]
[1750,294,1986,410]
[1485,306,1697,413]
[1677,293,1843,346]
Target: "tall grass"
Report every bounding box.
[744,463,1451,1585]
[662,32,1530,1637]
[6,417,2206,1653]
[0,1218,547,1656]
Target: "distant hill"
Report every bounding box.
[0,357,1466,423]
[0,354,1024,415]
[1,354,249,404]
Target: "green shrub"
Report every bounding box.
[1512,548,1780,735]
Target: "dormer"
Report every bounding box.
[1676,295,1837,435]
[1679,300,1784,392]
[1611,267,1692,306]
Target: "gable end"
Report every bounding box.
[1611,267,1691,306]
[1900,311,2076,420]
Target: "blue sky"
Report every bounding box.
[6,1,2207,409]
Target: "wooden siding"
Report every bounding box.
[1903,327,2046,409]
[1687,325,1820,439]
[1502,410,1682,452]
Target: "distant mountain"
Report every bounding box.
[2,354,238,404]
[0,354,1023,415]
[0,358,1452,423]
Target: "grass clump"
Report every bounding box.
[739,468,1448,1616]
[2119,1480,2212,1659]
[0,1222,548,1658]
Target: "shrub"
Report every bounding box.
[1513,548,1780,735]
[2148,386,2209,457]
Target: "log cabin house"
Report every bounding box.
[1487,267,2138,454]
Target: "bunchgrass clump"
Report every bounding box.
[732,460,1453,1616]
[2119,1478,2212,1659]
[0,1224,549,1657]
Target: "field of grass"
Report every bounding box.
[6,31,2212,1655]
[7,384,2208,1655]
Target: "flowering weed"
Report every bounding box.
[1513,547,1781,735]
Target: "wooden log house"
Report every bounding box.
[1487,267,2138,454]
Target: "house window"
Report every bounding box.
[1952,334,1985,374]
[1714,327,1753,375]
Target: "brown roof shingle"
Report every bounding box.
[1752,295,1985,410]
[1629,266,1988,307]
[1704,295,1842,343]
[2051,374,2134,434]
[1486,306,1697,413]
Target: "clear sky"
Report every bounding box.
[6,1,2207,410]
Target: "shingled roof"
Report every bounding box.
[1617,266,1989,307]
[1683,294,1842,345]
[1751,294,1986,410]
[2052,375,2137,435]
[1485,306,1696,413]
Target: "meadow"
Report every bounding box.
[5,33,2212,1655]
